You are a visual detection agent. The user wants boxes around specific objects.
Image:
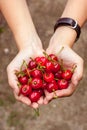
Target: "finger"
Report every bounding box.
[43,98,49,105]
[31,102,39,109]
[7,67,19,91]
[14,91,31,106]
[71,59,84,86]
[56,83,76,97]
[44,90,54,102]
[36,49,45,57]
[37,96,44,105]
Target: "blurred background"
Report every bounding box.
[0,0,87,130]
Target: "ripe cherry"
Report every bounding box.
[55,70,63,79]
[57,79,68,90]
[47,81,58,93]
[30,69,43,78]
[49,54,58,61]
[43,72,54,82]
[29,90,41,102]
[19,84,32,96]
[45,61,54,72]
[38,89,44,96]
[30,78,43,89]
[42,81,48,89]
[62,69,73,81]
[35,56,48,66]
[28,60,37,69]
[18,75,28,85]
[52,62,60,73]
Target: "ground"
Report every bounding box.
[0,0,87,130]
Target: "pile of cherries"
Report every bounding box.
[15,51,75,103]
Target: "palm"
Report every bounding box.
[7,46,44,108]
[44,44,83,104]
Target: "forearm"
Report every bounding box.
[51,0,87,47]
[0,0,41,50]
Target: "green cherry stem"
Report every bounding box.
[56,46,64,56]
[34,108,40,117]
[72,64,77,73]
[53,89,58,99]
[43,51,55,62]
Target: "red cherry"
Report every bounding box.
[29,90,41,102]
[35,56,48,66]
[45,61,54,72]
[19,84,32,96]
[18,75,28,85]
[42,81,48,89]
[35,57,41,63]
[30,78,43,89]
[52,62,60,73]
[43,72,54,82]
[49,54,58,61]
[57,79,69,90]
[28,60,37,69]
[47,81,58,93]
[38,89,44,96]
[62,69,73,81]
[55,70,63,79]
[30,69,43,78]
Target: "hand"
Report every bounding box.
[44,39,84,104]
[7,41,44,109]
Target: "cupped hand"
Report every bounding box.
[7,42,44,109]
[44,40,84,104]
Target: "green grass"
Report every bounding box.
[0,99,5,106]
[0,27,5,34]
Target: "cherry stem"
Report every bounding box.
[72,64,77,73]
[53,89,58,99]
[22,60,31,77]
[34,108,40,117]
[59,59,66,71]
[30,57,34,61]
[56,46,64,56]
[17,82,21,87]
[54,78,58,81]
[28,77,32,84]
[43,51,55,63]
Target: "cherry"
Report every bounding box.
[57,79,68,90]
[16,50,75,103]
[38,89,44,96]
[19,84,32,96]
[52,62,61,73]
[49,54,58,61]
[62,69,73,81]
[18,75,28,85]
[43,72,54,82]
[28,60,37,69]
[30,78,43,89]
[42,81,48,89]
[55,70,63,79]
[35,56,48,66]
[45,61,54,72]
[47,81,58,93]
[29,90,41,102]
[35,57,41,63]
[30,69,43,78]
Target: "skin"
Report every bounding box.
[44,0,87,104]
[0,0,87,107]
[0,0,44,109]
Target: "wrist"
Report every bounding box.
[14,31,42,51]
[51,26,77,48]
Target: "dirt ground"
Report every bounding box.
[0,0,87,130]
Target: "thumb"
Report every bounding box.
[71,60,84,86]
